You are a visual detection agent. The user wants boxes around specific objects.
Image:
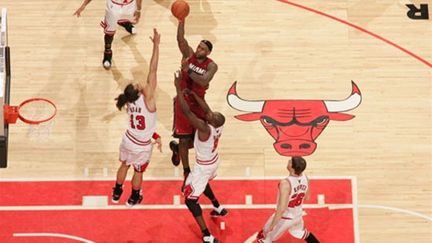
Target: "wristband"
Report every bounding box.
[152,132,161,140]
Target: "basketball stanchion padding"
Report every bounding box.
[4,98,57,139]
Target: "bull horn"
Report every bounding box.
[324,81,362,112]
[226,81,264,112]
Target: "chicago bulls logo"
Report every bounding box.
[227,81,362,156]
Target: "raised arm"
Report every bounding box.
[73,0,92,17]
[143,28,160,99]
[305,176,310,201]
[265,180,290,236]
[174,72,209,138]
[177,21,194,58]
[188,61,218,87]
[187,90,211,115]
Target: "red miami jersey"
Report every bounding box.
[123,94,156,149]
[194,124,223,165]
[283,174,309,219]
[180,55,214,99]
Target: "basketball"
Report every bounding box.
[171,0,190,20]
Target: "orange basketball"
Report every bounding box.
[171,0,190,20]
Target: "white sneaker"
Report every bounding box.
[203,235,218,243]
[103,60,111,69]
[131,26,137,34]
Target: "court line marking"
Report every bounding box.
[244,232,258,243]
[329,204,432,221]
[0,175,356,181]
[0,203,342,211]
[276,0,432,68]
[13,233,94,243]
[1,202,431,222]
[352,176,360,243]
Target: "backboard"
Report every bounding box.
[0,8,10,168]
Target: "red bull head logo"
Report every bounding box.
[227,81,362,156]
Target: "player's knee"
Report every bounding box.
[120,162,130,168]
[133,163,148,173]
[185,198,202,217]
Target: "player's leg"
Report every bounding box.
[103,33,114,69]
[171,97,194,191]
[179,137,191,171]
[184,168,218,242]
[257,214,292,243]
[126,165,147,207]
[100,3,118,69]
[117,1,137,34]
[126,153,149,207]
[126,170,143,207]
[304,233,320,243]
[288,218,320,243]
[118,20,136,35]
[124,146,151,207]
[203,183,228,217]
[112,161,130,203]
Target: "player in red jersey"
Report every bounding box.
[170,18,218,191]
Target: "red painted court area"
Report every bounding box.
[0,179,355,242]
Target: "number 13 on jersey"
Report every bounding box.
[130,114,146,130]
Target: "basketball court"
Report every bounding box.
[0,0,431,242]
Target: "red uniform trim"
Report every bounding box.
[111,0,134,6]
[126,130,151,146]
[196,154,219,165]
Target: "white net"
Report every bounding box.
[27,119,55,140]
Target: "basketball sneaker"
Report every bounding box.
[103,50,112,70]
[210,206,228,217]
[169,140,180,166]
[126,193,143,207]
[119,22,136,35]
[112,186,123,203]
[203,235,218,243]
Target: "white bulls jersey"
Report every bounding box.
[122,94,156,150]
[194,124,223,165]
[283,174,308,219]
[110,0,134,5]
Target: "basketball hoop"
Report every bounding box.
[4,98,57,139]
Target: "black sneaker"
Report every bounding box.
[210,207,228,217]
[119,22,136,35]
[102,50,112,70]
[203,235,218,243]
[126,193,143,207]
[112,186,123,203]
[169,140,180,166]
